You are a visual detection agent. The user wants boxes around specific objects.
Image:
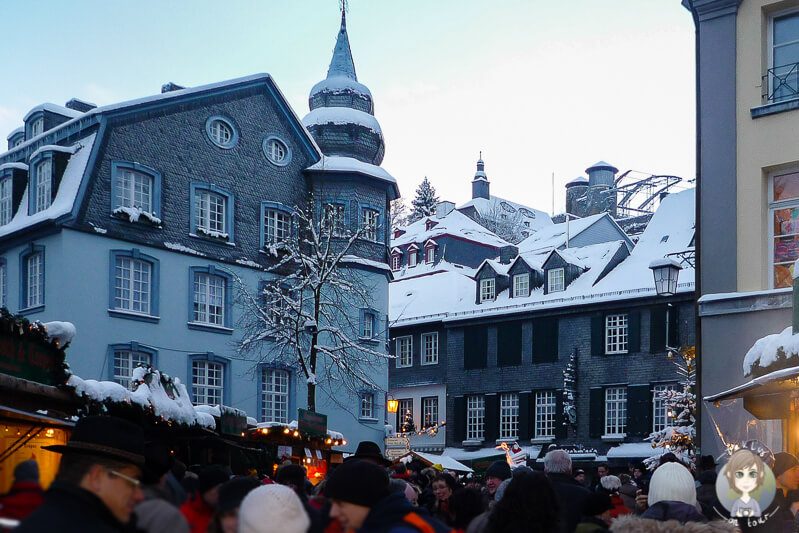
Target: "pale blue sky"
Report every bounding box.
[0,0,695,214]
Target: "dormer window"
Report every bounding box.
[513,273,530,298]
[408,248,418,267]
[393,228,405,239]
[391,250,401,271]
[33,159,52,213]
[30,117,44,138]
[548,268,565,292]
[425,219,438,231]
[480,278,496,302]
[0,178,11,225]
[424,239,437,264]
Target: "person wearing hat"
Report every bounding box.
[0,459,44,523]
[574,492,613,533]
[180,464,230,533]
[573,468,587,487]
[325,459,450,533]
[762,451,799,529]
[134,444,189,533]
[346,441,392,467]
[15,416,146,533]
[275,464,323,532]
[238,484,310,533]
[209,476,260,533]
[483,460,511,503]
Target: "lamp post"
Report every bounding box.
[387,396,398,414]
[649,258,683,354]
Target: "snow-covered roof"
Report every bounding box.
[742,326,799,378]
[0,162,28,172]
[29,143,79,160]
[310,76,372,100]
[392,257,477,282]
[606,442,665,459]
[0,133,96,238]
[392,210,512,249]
[23,103,82,122]
[403,450,474,473]
[703,363,799,403]
[518,213,608,253]
[477,258,512,277]
[390,270,476,323]
[458,195,552,232]
[6,127,23,140]
[302,106,382,135]
[587,160,618,172]
[305,155,396,185]
[566,176,589,186]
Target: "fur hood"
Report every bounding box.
[610,514,740,533]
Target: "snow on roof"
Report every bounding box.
[566,176,589,186]
[478,258,511,277]
[587,160,618,172]
[23,103,83,122]
[606,442,665,459]
[310,76,372,99]
[593,189,695,294]
[441,447,506,461]
[392,210,511,249]
[390,270,476,323]
[742,326,799,377]
[406,450,474,473]
[0,133,95,238]
[518,213,607,253]
[458,196,552,232]
[391,258,477,282]
[0,162,28,172]
[306,155,396,185]
[7,127,23,140]
[29,143,79,160]
[340,254,392,272]
[302,106,382,135]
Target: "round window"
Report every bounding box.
[205,117,238,149]
[263,136,291,166]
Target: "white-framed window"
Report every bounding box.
[114,256,152,314]
[194,190,226,236]
[769,169,799,288]
[513,273,530,298]
[323,203,346,237]
[362,209,379,241]
[192,360,224,405]
[421,332,439,365]
[769,11,799,102]
[25,252,43,308]
[605,314,629,354]
[113,350,151,389]
[360,311,376,339]
[391,253,401,271]
[652,384,678,432]
[396,336,412,367]
[261,368,289,423]
[466,395,485,441]
[360,392,375,419]
[422,396,438,429]
[408,248,418,267]
[0,178,11,225]
[499,392,519,440]
[425,246,435,264]
[535,391,557,438]
[193,273,226,326]
[208,119,233,147]
[34,159,52,213]
[0,261,6,308]
[263,137,290,166]
[604,386,627,436]
[30,117,44,138]
[548,268,565,292]
[480,278,496,302]
[263,208,291,244]
[114,168,153,212]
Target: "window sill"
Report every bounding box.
[187,322,234,334]
[108,309,160,323]
[495,438,518,445]
[531,437,555,444]
[188,233,235,246]
[605,351,629,356]
[396,364,413,369]
[461,440,484,448]
[358,337,380,345]
[420,361,439,366]
[601,433,626,443]
[18,305,45,316]
[751,97,799,119]
[359,417,380,425]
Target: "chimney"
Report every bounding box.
[499,245,519,264]
[161,82,186,94]
[64,98,97,113]
[471,153,490,200]
[436,201,455,218]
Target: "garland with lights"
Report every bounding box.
[0,307,70,386]
[248,424,347,448]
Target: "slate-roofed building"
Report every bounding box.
[0,12,398,451]
[388,188,696,466]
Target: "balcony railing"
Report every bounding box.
[763,62,799,103]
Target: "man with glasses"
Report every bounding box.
[16,416,146,533]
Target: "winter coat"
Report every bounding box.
[135,486,189,533]
[696,472,726,522]
[179,493,214,533]
[14,481,129,533]
[548,472,592,533]
[465,511,489,533]
[610,514,739,533]
[609,494,632,519]
[574,516,610,533]
[641,501,708,524]
[357,492,452,533]
[0,480,44,522]
[618,482,638,512]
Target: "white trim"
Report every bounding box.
[395,336,413,368]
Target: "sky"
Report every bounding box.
[0,0,696,216]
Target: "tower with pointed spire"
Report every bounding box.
[472,152,490,200]
[302,7,385,165]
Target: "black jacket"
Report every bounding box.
[15,482,130,533]
[641,500,707,523]
[548,473,591,533]
[358,492,452,533]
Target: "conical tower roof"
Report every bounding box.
[327,11,357,80]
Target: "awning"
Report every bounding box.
[703,364,799,420]
[401,450,473,473]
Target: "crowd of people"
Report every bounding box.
[5,416,799,531]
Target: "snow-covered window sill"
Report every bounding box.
[531,437,555,444]
[358,336,380,345]
[18,305,44,316]
[187,322,234,335]
[461,439,484,448]
[359,417,380,425]
[108,309,159,324]
[601,433,626,442]
[189,232,236,246]
[495,438,518,445]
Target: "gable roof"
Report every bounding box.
[458,195,552,232]
[518,212,631,253]
[392,209,512,249]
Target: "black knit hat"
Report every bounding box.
[773,452,799,478]
[218,476,261,513]
[43,416,145,467]
[198,464,231,494]
[325,460,389,507]
[485,460,512,481]
[344,441,392,467]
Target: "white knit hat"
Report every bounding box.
[647,462,697,506]
[238,484,311,533]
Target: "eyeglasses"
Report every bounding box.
[107,469,142,489]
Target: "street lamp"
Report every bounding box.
[649,258,682,297]
[387,397,399,414]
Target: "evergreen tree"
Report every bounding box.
[562,350,578,434]
[409,177,439,222]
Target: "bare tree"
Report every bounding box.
[475,201,527,244]
[390,198,410,230]
[233,194,391,414]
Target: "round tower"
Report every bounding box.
[585,160,618,188]
[302,11,385,165]
[565,176,589,217]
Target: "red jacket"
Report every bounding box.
[609,493,632,519]
[179,494,214,533]
[0,481,44,521]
